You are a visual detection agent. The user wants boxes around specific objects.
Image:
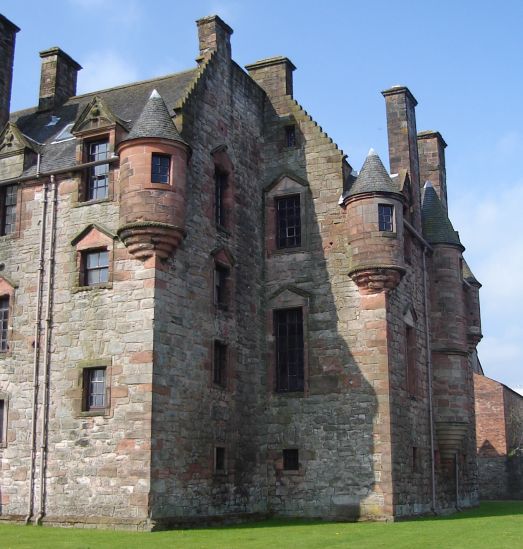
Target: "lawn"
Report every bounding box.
[0,501,522,549]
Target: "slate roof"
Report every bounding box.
[347,149,402,197]
[421,181,462,247]
[122,89,187,145]
[8,68,198,176]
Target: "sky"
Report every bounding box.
[2,0,522,393]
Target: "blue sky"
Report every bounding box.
[3,0,522,392]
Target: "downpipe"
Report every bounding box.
[423,247,437,513]
[36,175,57,526]
[25,156,46,525]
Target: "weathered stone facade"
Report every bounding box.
[474,374,523,500]
[0,13,495,529]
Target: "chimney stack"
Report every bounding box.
[382,85,422,230]
[0,14,20,129]
[38,47,82,111]
[196,15,233,63]
[245,56,296,99]
[418,130,448,213]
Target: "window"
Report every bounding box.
[214,446,226,473]
[0,399,5,445]
[215,169,228,227]
[406,325,417,397]
[83,367,106,411]
[0,296,9,352]
[285,125,296,147]
[83,250,109,286]
[214,264,230,308]
[213,341,227,386]
[151,153,170,184]
[275,308,304,392]
[283,449,299,470]
[378,204,394,232]
[276,195,301,249]
[86,140,109,200]
[0,185,17,236]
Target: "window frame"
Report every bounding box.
[378,203,394,232]
[85,138,110,201]
[82,366,108,413]
[0,184,18,236]
[82,248,109,287]
[0,295,9,352]
[151,153,171,185]
[276,194,302,250]
[274,307,305,393]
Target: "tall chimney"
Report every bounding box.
[0,14,20,129]
[418,130,448,213]
[245,56,296,99]
[196,15,233,63]
[382,86,421,230]
[38,47,82,111]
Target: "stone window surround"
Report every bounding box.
[73,128,116,206]
[213,445,227,475]
[264,174,309,257]
[266,286,310,396]
[211,145,235,235]
[212,339,228,388]
[210,246,235,313]
[0,276,15,356]
[0,393,8,448]
[71,224,116,292]
[0,184,21,239]
[73,358,113,418]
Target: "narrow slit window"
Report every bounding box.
[215,170,228,227]
[215,446,226,472]
[285,125,296,147]
[276,195,301,249]
[213,341,227,386]
[378,204,394,232]
[214,264,229,308]
[0,399,5,445]
[275,308,304,392]
[151,154,171,184]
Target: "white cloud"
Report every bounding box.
[77,51,139,95]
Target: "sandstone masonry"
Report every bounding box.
[0,13,511,529]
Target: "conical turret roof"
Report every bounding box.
[421,181,462,247]
[122,89,187,145]
[347,149,402,198]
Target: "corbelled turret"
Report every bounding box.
[422,181,472,460]
[117,90,190,260]
[344,149,406,293]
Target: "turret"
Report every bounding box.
[462,260,482,350]
[117,90,190,260]
[344,149,406,293]
[422,181,471,460]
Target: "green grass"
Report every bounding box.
[1,501,522,548]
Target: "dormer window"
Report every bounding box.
[86,139,109,200]
[151,153,171,184]
[378,204,394,232]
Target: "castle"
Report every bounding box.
[0,12,513,529]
